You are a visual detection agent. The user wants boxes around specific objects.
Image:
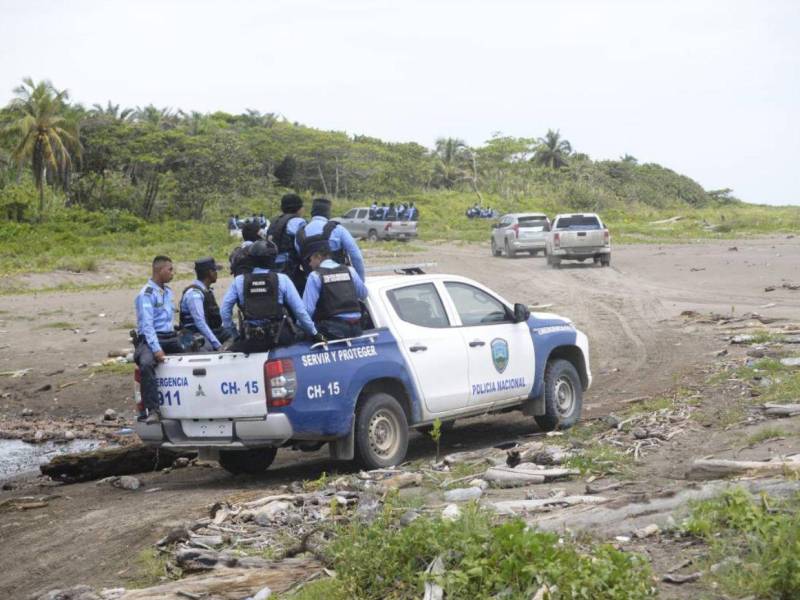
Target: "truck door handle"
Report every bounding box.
[192,368,207,376]
[409,345,427,352]
[469,340,485,347]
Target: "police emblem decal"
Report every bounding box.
[491,338,509,373]
[195,385,206,397]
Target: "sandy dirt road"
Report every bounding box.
[1,237,799,597]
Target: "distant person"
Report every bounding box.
[179,257,227,351]
[134,256,180,424]
[379,203,388,220]
[386,202,397,220]
[396,203,406,218]
[227,215,238,231]
[229,221,262,276]
[259,213,268,228]
[295,198,366,281]
[234,214,242,228]
[267,193,307,293]
[302,240,368,339]
[407,202,418,221]
[369,201,378,219]
[221,241,322,353]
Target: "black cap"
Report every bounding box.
[249,240,278,268]
[195,257,223,274]
[311,197,332,218]
[300,239,330,260]
[281,193,303,213]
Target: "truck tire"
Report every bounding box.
[368,229,379,242]
[355,392,409,469]
[549,256,561,268]
[529,250,539,257]
[535,359,583,431]
[491,239,502,257]
[218,447,277,475]
[601,254,611,267]
[505,240,516,258]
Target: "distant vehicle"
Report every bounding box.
[338,207,418,242]
[134,271,590,473]
[491,213,551,258]
[545,213,611,268]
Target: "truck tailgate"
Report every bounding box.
[561,230,604,247]
[156,353,268,419]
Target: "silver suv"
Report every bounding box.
[491,213,551,258]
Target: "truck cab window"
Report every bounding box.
[387,283,450,328]
[445,282,510,326]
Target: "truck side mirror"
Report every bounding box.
[513,303,530,323]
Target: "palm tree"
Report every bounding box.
[433,137,469,188]
[133,104,177,129]
[90,101,133,121]
[532,129,572,169]
[5,78,80,213]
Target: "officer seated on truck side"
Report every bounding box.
[221,240,323,353]
[301,240,368,340]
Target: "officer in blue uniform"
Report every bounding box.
[179,257,228,351]
[294,198,365,281]
[267,193,307,293]
[229,221,262,276]
[221,240,323,353]
[302,240,368,339]
[134,255,181,424]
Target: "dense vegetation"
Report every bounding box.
[1,78,745,225]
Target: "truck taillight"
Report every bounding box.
[512,223,519,238]
[554,232,561,248]
[604,229,610,245]
[384,222,392,231]
[264,358,297,408]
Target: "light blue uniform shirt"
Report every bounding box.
[221,267,317,336]
[181,279,222,350]
[303,259,368,321]
[274,216,307,265]
[135,279,175,353]
[294,216,365,280]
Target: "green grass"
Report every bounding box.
[683,488,800,599]
[566,444,633,476]
[91,361,135,376]
[127,548,179,588]
[304,503,654,599]
[37,320,76,329]
[746,427,788,446]
[55,256,99,273]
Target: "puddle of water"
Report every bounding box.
[0,438,107,482]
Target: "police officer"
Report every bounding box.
[221,240,322,353]
[302,240,368,340]
[179,257,228,351]
[295,198,366,281]
[229,220,262,276]
[134,255,181,424]
[267,193,307,293]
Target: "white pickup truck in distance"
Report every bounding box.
[337,207,418,242]
[134,272,591,475]
[545,213,611,268]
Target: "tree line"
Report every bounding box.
[0,78,735,222]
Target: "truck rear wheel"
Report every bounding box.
[601,254,611,267]
[355,392,409,469]
[535,359,583,431]
[218,447,277,475]
[368,229,379,242]
[491,239,502,257]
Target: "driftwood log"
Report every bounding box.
[762,403,800,417]
[687,456,800,480]
[40,444,196,483]
[118,561,321,600]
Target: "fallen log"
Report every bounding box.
[687,456,800,480]
[118,562,321,600]
[484,464,578,488]
[175,548,271,572]
[40,444,196,483]
[489,495,608,515]
[762,403,800,417]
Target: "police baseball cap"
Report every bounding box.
[301,239,330,260]
[195,257,223,272]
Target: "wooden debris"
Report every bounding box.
[484,464,577,488]
[489,495,608,515]
[175,548,271,572]
[762,403,800,417]
[662,572,702,584]
[380,472,422,490]
[117,562,320,599]
[687,456,800,480]
[40,444,196,483]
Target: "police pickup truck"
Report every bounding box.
[134,271,591,474]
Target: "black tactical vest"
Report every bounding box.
[267,214,299,256]
[229,244,255,276]
[296,221,347,265]
[316,265,361,320]
[242,272,284,322]
[179,284,222,330]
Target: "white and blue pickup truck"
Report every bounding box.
[134,272,591,474]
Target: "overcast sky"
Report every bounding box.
[1,0,798,205]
